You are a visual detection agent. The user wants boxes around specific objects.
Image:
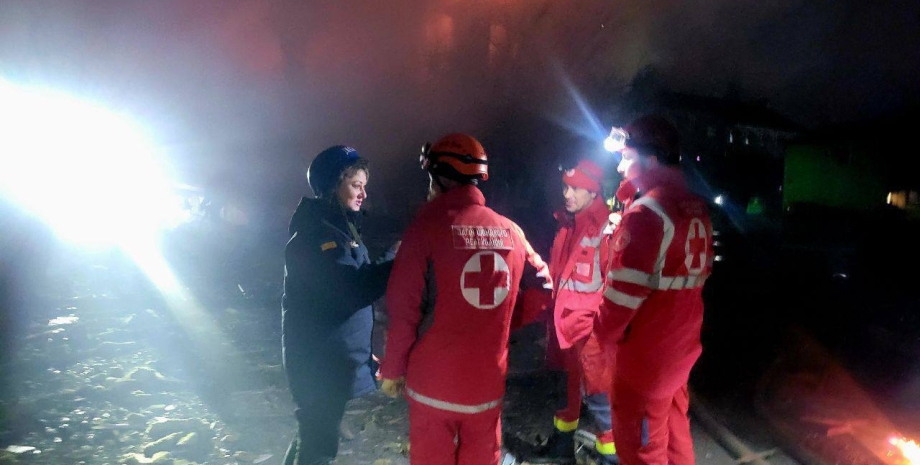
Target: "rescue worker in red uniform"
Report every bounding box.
[600,115,713,465]
[529,159,618,465]
[379,133,549,465]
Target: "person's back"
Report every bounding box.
[610,167,711,398]
[393,185,527,408]
[381,133,545,465]
[600,115,714,465]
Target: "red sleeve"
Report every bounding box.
[510,221,551,287]
[599,206,664,344]
[379,219,429,379]
[511,288,553,330]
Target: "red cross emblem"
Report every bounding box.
[684,218,708,273]
[461,251,511,309]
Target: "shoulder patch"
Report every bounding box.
[320,241,337,252]
[613,230,631,252]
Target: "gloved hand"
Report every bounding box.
[536,264,553,289]
[381,377,406,398]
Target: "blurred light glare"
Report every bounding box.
[604,127,628,153]
[0,79,183,247]
[890,436,920,464]
[714,195,724,206]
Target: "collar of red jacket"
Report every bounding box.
[554,195,610,230]
[431,184,486,209]
[615,165,686,206]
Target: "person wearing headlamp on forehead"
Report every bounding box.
[525,159,619,465]
[599,115,713,465]
[379,133,549,465]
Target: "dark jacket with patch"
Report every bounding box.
[282,197,394,400]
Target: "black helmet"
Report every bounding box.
[307,145,362,198]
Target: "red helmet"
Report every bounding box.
[625,115,681,165]
[420,133,489,182]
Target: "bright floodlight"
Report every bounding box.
[604,127,628,153]
[0,79,182,248]
[714,195,724,206]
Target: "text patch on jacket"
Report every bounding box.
[451,225,514,250]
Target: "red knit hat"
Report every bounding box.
[562,159,603,193]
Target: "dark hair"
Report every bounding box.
[625,115,681,165]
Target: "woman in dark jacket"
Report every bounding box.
[282,145,397,465]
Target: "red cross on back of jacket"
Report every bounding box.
[380,185,531,414]
[601,167,714,398]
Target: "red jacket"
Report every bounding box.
[380,185,539,414]
[600,166,713,398]
[549,198,614,350]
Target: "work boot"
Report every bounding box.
[527,430,576,464]
[589,429,618,465]
[595,452,620,465]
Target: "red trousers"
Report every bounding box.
[408,399,502,465]
[548,323,613,424]
[611,381,694,465]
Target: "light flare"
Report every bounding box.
[890,436,920,464]
[0,79,184,248]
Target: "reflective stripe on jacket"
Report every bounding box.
[380,185,543,412]
[600,167,713,398]
[550,198,614,349]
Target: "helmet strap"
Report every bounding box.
[433,172,449,193]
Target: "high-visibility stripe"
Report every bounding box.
[658,274,708,290]
[609,268,708,290]
[603,287,644,310]
[579,235,603,248]
[553,416,579,432]
[559,235,604,294]
[608,268,653,287]
[596,439,617,455]
[561,276,603,293]
[406,388,501,414]
[631,197,674,278]
[560,234,604,293]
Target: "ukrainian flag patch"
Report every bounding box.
[321,241,337,251]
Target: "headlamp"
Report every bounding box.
[419,142,432,170]
[604,127,629,153]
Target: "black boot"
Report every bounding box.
[527,430,576,464]
[595,452,620,465]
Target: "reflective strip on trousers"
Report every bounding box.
[553,416,579,432]
[596,439,617,455]
[407,388,502,414]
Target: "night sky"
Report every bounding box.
[2,0,918,209]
